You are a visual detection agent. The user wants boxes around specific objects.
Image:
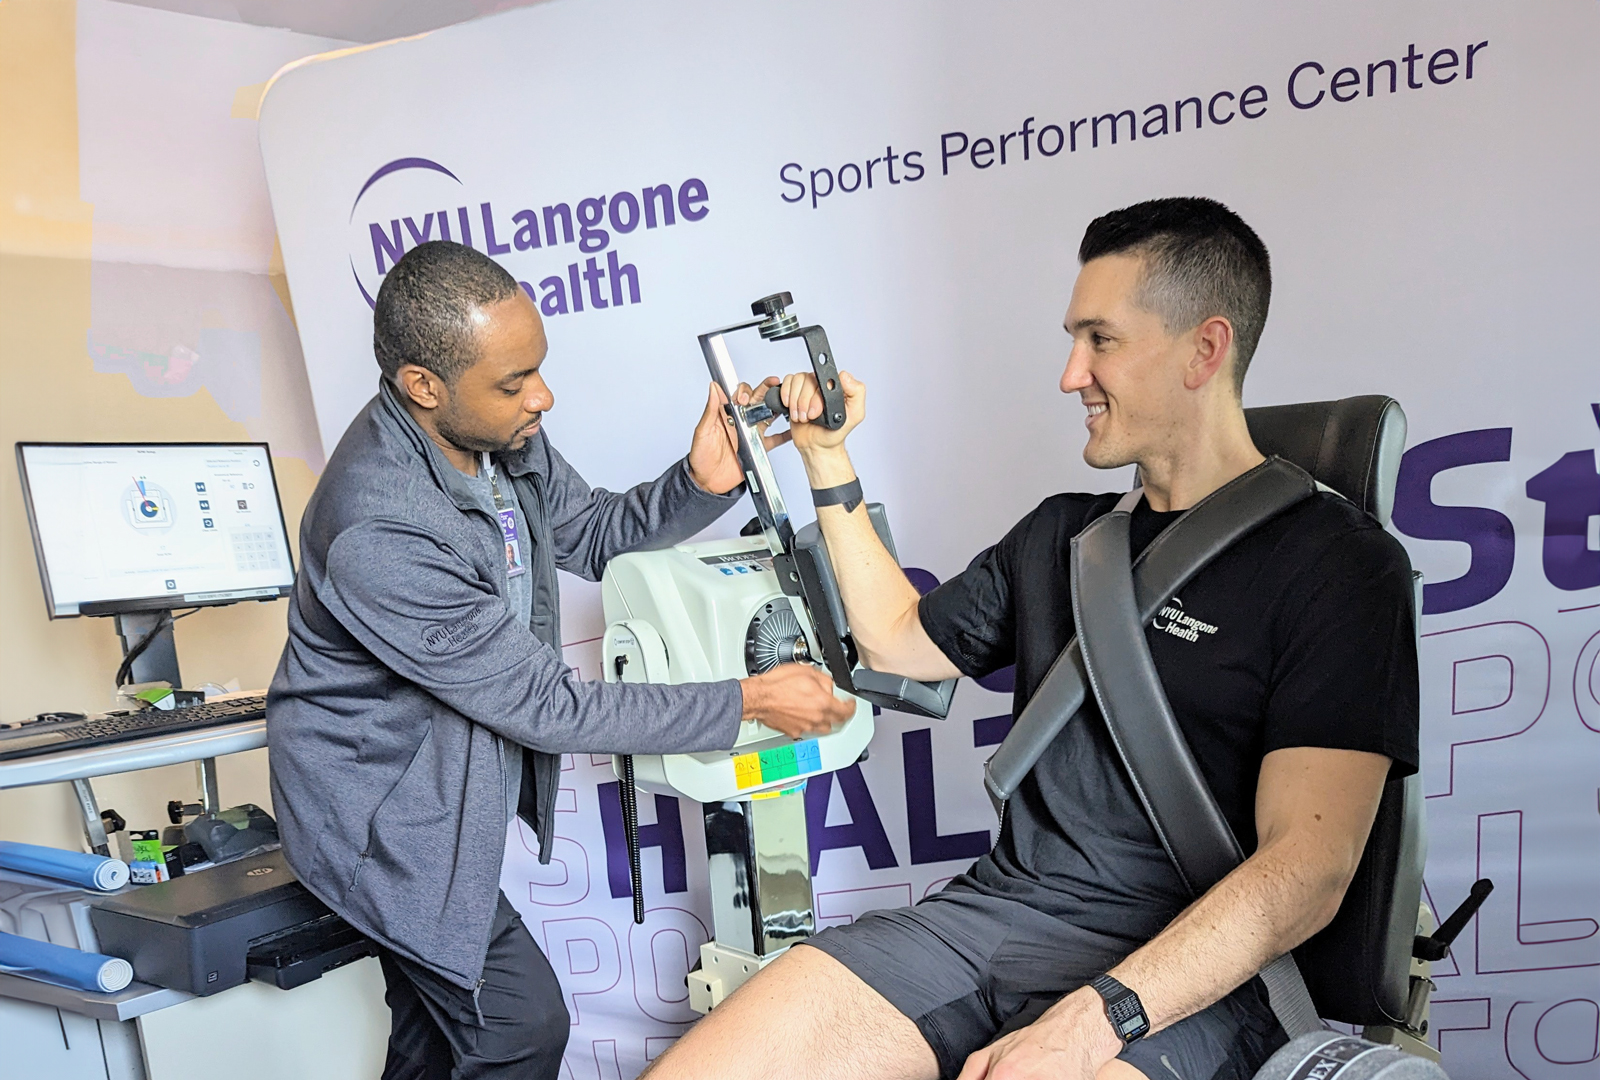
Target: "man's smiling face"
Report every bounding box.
[1060,253,1207,471]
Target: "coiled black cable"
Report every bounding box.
[620,754,644,924]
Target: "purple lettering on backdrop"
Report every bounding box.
[370,220,404,274]
[567,263,584,313]
[582,257,608,310]
[1525,450,1600,591]
[972,665,1017,745]
[1392,429,1515,614]
[402,213,435,246]
[597,782,687,898]
[902,728,991,863]
[973,713,1013,746]
[676,178,710,222]
[803,764,898,874]
[537,274,568,317]
[481,202,510,255]
[607,251,639,306]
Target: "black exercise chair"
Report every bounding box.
[1245,397,1491,1060]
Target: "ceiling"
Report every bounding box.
[108,0,550,44]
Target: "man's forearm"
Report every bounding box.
[797,445,943,677]
[1103,832,1350,1034]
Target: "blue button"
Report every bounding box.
[735,565,749,573]
[719,567,734,575]
[794,740,822,774]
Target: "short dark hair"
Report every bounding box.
[372,240,520,384]
[1078,197,1272,393]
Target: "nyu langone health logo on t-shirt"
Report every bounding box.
[1152,596,1218,643]
[348,157,712,316]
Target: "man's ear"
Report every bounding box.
[397,364,446,410]
[1183,316,1236,392]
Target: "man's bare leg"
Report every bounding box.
[643,944,938,1080]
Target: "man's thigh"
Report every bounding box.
[642,943,938,1080]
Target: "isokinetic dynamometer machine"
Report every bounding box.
[601,293,955,1013]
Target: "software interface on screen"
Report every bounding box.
[19,444,296,616]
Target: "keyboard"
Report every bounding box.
[0,694,267,762]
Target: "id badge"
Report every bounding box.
[500,508,526,578]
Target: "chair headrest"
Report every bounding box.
[1244,396,1408,526]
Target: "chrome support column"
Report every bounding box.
[702,787,815,958]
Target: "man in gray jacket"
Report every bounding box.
[268,240,850,1080]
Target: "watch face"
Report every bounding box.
[1108,996,1149,1041]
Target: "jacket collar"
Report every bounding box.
[375,379,552,513]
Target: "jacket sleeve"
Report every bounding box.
[319,518,744,755]
[541,439,744,581]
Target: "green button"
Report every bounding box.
[758,745,798,781]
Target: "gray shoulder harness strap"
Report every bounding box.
[1073,461,1326,1038]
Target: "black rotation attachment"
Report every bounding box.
[753,292,799,339]
[747,292,849,430]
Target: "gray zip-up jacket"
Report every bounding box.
[267,383,744,990]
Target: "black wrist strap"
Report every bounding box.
[811,477,863,514]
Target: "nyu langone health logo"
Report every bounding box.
[348,157,711,314]
[1152,597,1218,643]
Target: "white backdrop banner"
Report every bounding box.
[258,3,1600,1077]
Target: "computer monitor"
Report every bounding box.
[16,442,296,619]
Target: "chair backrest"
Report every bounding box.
[1245,396,1408,526]
[1244,395,1424,1026]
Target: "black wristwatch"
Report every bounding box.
[1089,974,1150,1046]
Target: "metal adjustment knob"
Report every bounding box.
[752,292,800,339]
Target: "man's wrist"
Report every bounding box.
[1042,986,1127,1065]
[685,455,735,497]
[798,445,856,488]
[736,676,762,721]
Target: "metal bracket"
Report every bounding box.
[71,778,111,856]
[197,757,221,814]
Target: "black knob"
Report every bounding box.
[751,292,793,317]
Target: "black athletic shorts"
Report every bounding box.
[802,885,1287,1080]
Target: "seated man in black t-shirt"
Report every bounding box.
[644,198,1418,1080]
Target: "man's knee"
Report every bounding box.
[470,960,570,1067]
[646,944,935,1080]
[470,999,569,1068]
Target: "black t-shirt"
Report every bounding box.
[919,491,1419,946]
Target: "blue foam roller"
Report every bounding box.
[0,840,129,891]
[0,931,133,993]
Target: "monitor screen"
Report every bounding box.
[16,443,296,617]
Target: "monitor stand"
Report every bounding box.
[114,610,182,688]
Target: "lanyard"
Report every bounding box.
[484,452,527,579]
[481,452,509,512]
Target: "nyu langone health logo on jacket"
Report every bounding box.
[348,157,712,315]
[1152,597,1218,643]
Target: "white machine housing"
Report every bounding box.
[600,534,873,804]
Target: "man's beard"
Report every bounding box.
[435,402,535,456]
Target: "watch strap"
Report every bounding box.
[811,477,863,514]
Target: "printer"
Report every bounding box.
[89,848,374,995]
